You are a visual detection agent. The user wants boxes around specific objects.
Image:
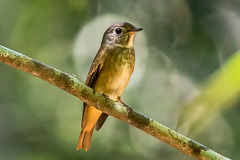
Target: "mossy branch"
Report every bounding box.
[0,45,230,160]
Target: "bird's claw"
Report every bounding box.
[117,98,133,115]
[100,92,109,100]
[125,104,133,113]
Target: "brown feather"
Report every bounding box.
[95,113,109,131]
[81,47,108,128]
[77,128,94,151]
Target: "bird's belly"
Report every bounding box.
[94,63,133,100]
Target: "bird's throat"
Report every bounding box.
[127,33,136,48]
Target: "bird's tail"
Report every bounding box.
[76,128,94,152]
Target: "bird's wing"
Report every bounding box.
[81,47,107,128]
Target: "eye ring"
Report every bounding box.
[115,28,122,34]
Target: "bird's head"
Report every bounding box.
[101,22,143,48]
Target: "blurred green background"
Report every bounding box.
[0,0,240,159]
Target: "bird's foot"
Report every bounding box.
[100,92,110,101]
[117,98,133,114]
[125,105,133,114]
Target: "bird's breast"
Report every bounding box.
[94,48,135,100]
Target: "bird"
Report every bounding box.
[76,22,142,151]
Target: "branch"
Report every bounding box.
[0,45,230,160]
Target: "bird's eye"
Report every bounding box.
[115,28,122,34]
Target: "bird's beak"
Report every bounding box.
[128,27,143,33]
